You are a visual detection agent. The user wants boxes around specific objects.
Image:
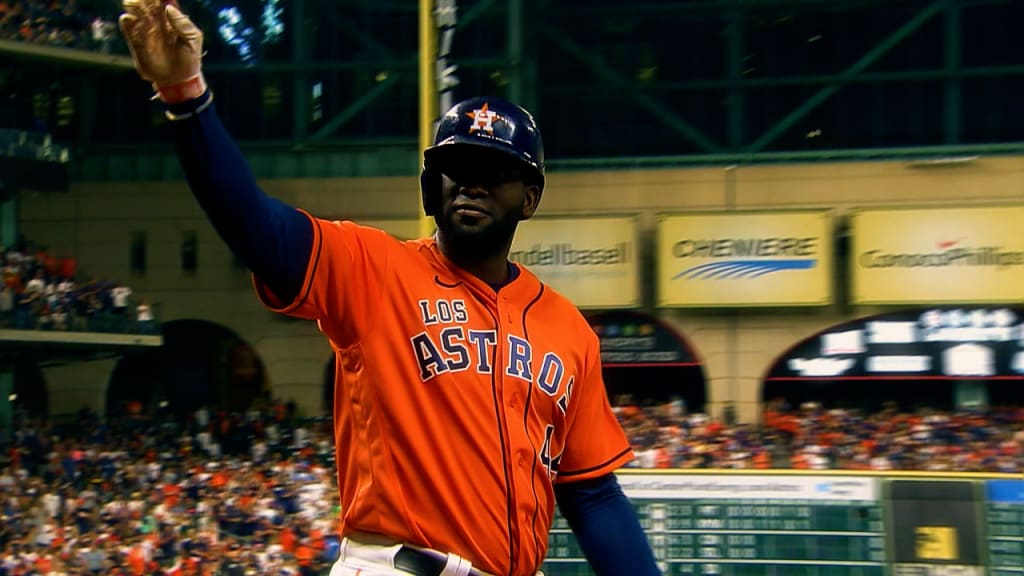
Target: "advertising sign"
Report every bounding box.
[851,205,1024,304]
[510,216,639,309]
[657,211,832,307]
[616,474,879,501]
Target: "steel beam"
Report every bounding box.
[304,0,499,141]
[548,0,1010,15]
[0,39,133,69]
[77,80,97,151]
[334,18,398,60]
[308,75,400,141]
[545,66,1024,92]
[461,0,499,28]
[725,5,745,150]
[292,0,310,141]
[747,1,945,152]
[944,0,962,144]
[542,26,721,153]
[505,0,524,104]
[205,59,520,72]
[547,142,1024,170]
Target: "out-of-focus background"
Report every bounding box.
[0,0,1022,574]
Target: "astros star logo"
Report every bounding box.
[466,103,501,133]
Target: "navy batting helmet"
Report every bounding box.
[420,96,545,216]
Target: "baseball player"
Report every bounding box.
[118,2,662,575]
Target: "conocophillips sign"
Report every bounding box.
[657,211,833,307]
[851,205,1024,304]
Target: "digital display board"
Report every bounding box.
[543,475,885,576]
[764,307,1024,380]
[587,310,701,367]
[987,480,1024,576]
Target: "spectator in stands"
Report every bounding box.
[23,268,44,295]
[5,405,346,572]
[90,13,114,51]
[13,283,39,328]
[0,0,119,51]
[1,240,156,334]
[111,281,131,316]
[135,297,154,333]
[0,285,13,327]
[615,396,1022,474]
[0,380,1017,574]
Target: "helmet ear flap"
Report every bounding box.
[420,167,441,217]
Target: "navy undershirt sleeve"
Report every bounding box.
[166,93,312,303]
[554,473,662,575]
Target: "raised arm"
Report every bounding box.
[119,0,311,302]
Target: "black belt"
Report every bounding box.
[394,545,450,576]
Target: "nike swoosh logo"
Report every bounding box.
[434,275,462,288]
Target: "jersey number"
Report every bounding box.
[539,425,562,480]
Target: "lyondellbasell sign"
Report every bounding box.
[510,215,640,309]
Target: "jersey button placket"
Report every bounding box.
[503,293,513,325]
[517,449,529,467]
[496,295,524,574]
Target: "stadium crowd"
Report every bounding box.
[1,242,156,334]
[0,0,120,52]
[617,397,1024,473]
[2,404,339,575]
[0,395,1019,574]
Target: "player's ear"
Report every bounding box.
[520,184,541,220]
[420,167,442,216]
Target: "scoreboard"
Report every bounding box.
[544,474,885,576]
[542,474,1024,576]
[987,481,1024,576]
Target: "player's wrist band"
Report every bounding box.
[163,90,215,122]
[153,74,207,104]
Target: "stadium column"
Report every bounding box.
[0,188,16,248]
[724,4,744,422]
[0,372,11,444]
[42,360,117,417]
[292,0,310,142]
[943,0,962,144]
[76,79,97,152]
[504,0,538,116]
[419,0,438,239]
[505,0,523,105]
[0,175,14,442]
[725,4,745,151]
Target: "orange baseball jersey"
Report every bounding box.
[254,213,633,576]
